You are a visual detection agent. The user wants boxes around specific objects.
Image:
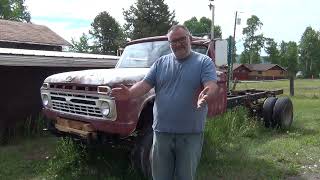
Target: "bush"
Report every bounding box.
[45,138,88,179]
[202,107,262,159]
[44,138,143,180]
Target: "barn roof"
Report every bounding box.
[233,63,286,71]
[0,19,71,47]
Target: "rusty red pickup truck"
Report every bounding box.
[40,36,293,177]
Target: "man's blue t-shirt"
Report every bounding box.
[143,51,217,133]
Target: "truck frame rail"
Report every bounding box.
[227,89,283,109]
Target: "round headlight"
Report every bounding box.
[42,94,49,106]
[100,101,110,116]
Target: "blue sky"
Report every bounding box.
[26,0,320,54]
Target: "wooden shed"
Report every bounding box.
[0,19,70,51]
[0,48,119,144]
[232,64,251,80]
[231,63,287,80]
[0,20,120,144]
[245,64,287,80]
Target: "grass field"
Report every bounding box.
[0,79,319,180]
[236,79,320,98]
[204,79,320,179]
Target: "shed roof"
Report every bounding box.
[0,48,118,67]
[233,63,251,71]
[244,64,286,71]
[233,63,286,72]
[0,19,71,47]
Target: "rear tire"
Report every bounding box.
[272,97,293,130]
[263,97,277,128]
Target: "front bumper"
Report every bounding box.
[43,108,136,138]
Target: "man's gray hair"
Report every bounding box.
[167,25,191,36]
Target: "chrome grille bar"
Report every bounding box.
[49,91,103,118]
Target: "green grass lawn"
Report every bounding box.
[236,79,320,98]
[0,79,319,180]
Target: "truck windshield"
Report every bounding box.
[116,40,208,68]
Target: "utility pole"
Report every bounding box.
[233,11,238,43]
[231,11,242,81]
[208,0,214,40]
[230,11,238,82]
[232,11,243,62]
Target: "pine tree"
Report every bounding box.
[123,0,176,39]
[0,0,31,22]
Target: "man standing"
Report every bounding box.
[111,25,218,180]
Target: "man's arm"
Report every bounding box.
[128,80,153,98]
[111,80,153,100]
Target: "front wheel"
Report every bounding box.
[140,131,153,178]
[131,131,153,179]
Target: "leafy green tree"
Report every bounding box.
[183,16,222,38]
[299,26,320,78]
[123,0,176,39]
[280,41,298,96]
[264,38,280,64]
[240,15,265,64]
[239,50,249,64]
[279,41,289,68]
[69,33,92,53]
[0,0,30,22]
[240,50,261,64]
[279,41,298,73]
[89,11,126,55]
[286,41,298,74]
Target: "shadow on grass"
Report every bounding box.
[84,145,145,180]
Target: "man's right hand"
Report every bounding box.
[111,81,153,101]
[111,84,130,100]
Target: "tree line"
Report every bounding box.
[69,0,222,55]
[240,15,320,78]
[1,0,320,78]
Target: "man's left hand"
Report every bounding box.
[197,87,209,109]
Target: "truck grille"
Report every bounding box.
[50,92,103,118]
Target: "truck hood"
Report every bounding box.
[44,68,150,86]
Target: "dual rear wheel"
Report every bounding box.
[263,97,293,130]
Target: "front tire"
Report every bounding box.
[130,131,153,179]
[140,131,153,178]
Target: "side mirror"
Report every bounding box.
[215,39,228,67]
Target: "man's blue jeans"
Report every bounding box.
[151,131,204,180]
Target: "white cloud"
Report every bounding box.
[32,20,90,43]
